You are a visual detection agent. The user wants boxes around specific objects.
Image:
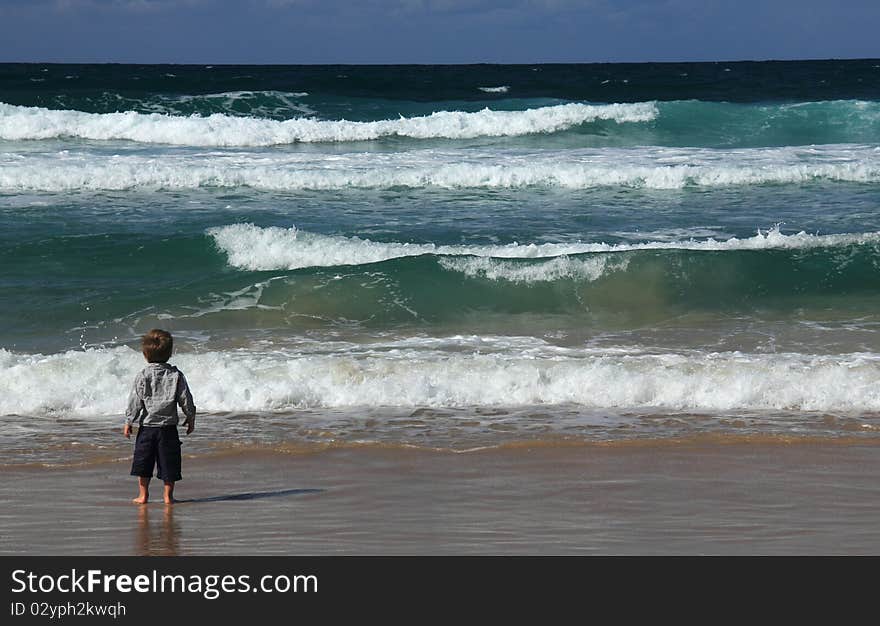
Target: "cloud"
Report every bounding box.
[48,0,210,10]
[263,0,598,14]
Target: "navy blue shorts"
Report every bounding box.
[130,425,182,482]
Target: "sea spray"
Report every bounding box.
[208,223,880,271]
[2,346,880,416]
[3,144,878,191]
[0,101,657,146]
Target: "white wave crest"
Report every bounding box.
[149,90,315,116]
[2,144,877,192]
[208,223,880,271]
[478,86,510,93]
[438,255,630,283]
[2,346,880,416]
[0,101,656,146]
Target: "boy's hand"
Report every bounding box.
[186,420,195,435]
[123,423,131,439]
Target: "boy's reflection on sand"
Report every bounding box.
[136,504,181,556]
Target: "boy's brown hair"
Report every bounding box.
[142,329,173,363]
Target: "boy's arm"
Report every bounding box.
[123,373,145,438]
[177,372,197,434]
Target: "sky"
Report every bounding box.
[0,0,878,64]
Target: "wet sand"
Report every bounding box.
[1,442,879,555]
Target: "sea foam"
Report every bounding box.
[437,255,631,283]
[2,144,877,192]
[208,223,880,271]
[2,346,879,416]
[0,101,656,146]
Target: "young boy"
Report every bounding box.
[123,329,196,505]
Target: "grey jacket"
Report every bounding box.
[125,362,196,428]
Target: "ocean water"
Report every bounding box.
[2,60,880,466]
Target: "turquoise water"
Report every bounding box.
[2,61,880,461]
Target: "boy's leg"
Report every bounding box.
[130,426,158,504]
[156,426,182,504]
[163,481,175,504]
[134,477,151,504]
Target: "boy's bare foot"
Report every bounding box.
[163,481,175,505]
[133,477,150,505]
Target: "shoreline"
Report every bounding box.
[5,429,880,471]
[2,442,879,555]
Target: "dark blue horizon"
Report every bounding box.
[4,60,880,107]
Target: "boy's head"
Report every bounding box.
[142,329,173,363]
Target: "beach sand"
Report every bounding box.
[2,440,879,555]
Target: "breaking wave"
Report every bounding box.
[2,144,878,191]
[2,346,880,416]
[0,101,656,146]
[208,224,880,271]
